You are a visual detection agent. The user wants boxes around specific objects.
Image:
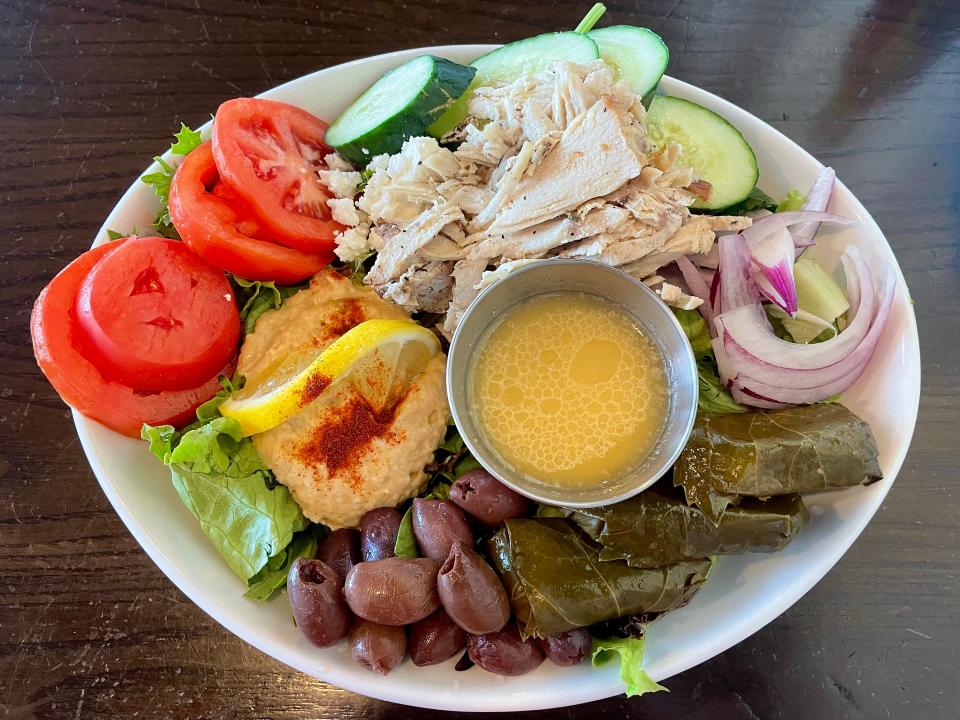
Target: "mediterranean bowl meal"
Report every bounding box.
[31,5,919,709]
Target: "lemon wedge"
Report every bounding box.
[220,318,441,436]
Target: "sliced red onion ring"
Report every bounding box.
[792,167,836,252]
[715,247,894,398]
[689,245,719,269]
[709,266,721,311]
[741,210,852,250]
[676,255,715,329]
[730,386,792,410]
[731,359,865,404]
[716,234,760,318]
[749,225,798,315]
[720,248,877,371]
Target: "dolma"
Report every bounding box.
[566,489,809,568]
[488,518,711,638]
[673,403,882,525]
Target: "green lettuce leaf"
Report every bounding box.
[245,525,325,601]
[591,636,667,698]
[142,415,309,581]
[394,507,419,557]
[141,123,204,239]
[230,275,305,334]
[709,187,777,216]
[672,308,712,358]
[453,455,481,479]
[776,189,806,213]
[438,429,465,454]
[697,361,747,414]
[671,308,746,414]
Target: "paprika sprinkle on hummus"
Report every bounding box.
[295,391,406,485]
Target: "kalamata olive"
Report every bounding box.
[316,528,361,582]
[449,469,530,525]
[349,619,406,675]
[344,557,441,625]
[287,558,351,648]
[539,628,591,666]
[437,542,510,634]
[467,625,545,676]
[412,498,472,561]
[360,507,402,562]
[408,608,467,667]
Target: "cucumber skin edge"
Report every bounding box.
[650,96,759,211]
[328,56,476,166]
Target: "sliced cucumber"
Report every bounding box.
[794,255,850,321]
[326,55,476,165]
[588,25,669,107]
[645,95,759,211]
[427,32,599,139]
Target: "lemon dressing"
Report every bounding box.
[468,292,668,488]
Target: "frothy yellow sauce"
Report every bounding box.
[469,292,668,489]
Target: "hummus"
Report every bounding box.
[237,269,449,529]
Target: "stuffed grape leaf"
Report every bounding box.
[566,489,809,568]
[673,404,882,525]
[488,519,711,639]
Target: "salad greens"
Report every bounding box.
[776,189,807,213]
[230,276,306,334]
[708,186,778,216]
[245,525,326,601]
[672,308,747,414]
[143,414,309,581]
[143,375,313,588]
[591,636,666,697]
[141,123,203,238]
[394,508,419,558]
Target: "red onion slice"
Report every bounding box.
[720,247,877,371]
[792,167,837,252]
[741,210,852,250]
[749,225,798,315]
[716,250,894,393]
[689,245,719,269]
[716,234,761,318]
[730,386,793,410]
[676,255,715,329]
[730,360,865,405]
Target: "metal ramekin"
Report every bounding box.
[446,258,698,508]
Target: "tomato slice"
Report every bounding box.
[74,236,240,392]
[212,98,342,253]
[169,142,331,284]
[31,240,234,438]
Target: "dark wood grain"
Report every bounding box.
[1,1,958,718]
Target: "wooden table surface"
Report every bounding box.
[2,1,958,718]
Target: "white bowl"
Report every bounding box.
[75,45,920,711]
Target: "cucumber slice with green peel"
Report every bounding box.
[645,95,759,211]
[588,26,669,107]
[326,55,476,166]
[427,32,599,139]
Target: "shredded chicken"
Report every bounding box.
[656,281,705,310]
[322,60,752,332]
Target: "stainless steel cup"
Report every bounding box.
[446,259,698,508]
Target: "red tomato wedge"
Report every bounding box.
[169,142,331,284]
[74,236,240,392]
[31,240,233,438]
[212,98,342,253]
